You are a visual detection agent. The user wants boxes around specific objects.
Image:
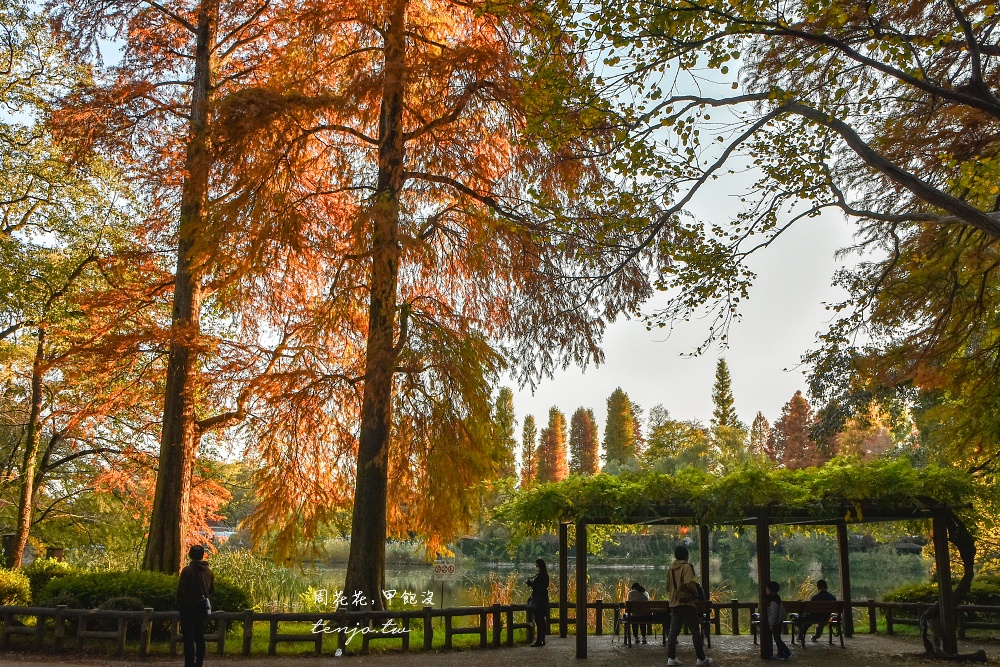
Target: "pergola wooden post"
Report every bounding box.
[836,523,855,637]
[559,523,569,638]
[699,524,711,593]
[756,511,773,659]
[576,521,588,658]
[932,507,959,655]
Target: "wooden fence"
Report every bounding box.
[2,599,999,656]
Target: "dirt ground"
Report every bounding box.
[0,633,997,667]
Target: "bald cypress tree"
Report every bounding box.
[748,411,772,460]
[520,415,537,487]
[537,407,568,483]
[569,407,600,475]
[493,387,518,477]
[774,391,822,469]
[603,388,637,465]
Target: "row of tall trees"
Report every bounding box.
[504,356,919,484]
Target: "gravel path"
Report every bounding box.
[0,634,996,667]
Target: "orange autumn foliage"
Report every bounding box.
[95,448,231,550]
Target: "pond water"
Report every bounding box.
[306,555,929,610]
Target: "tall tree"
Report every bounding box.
[569,407,599,475]
[603,388,638,465]
[226,0,658,606]
[773,391,822,469]
[748,412,772,461]
[536,407,569,483]
[493,388,518,478]
[710,359,739,429]
[520,415,538,487]
[51,0,307,574]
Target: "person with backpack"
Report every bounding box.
[766,580,792,661]
[666,545,712,666]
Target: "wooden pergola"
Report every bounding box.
[556,502,964,659]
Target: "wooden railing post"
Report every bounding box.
[116,616,127,654]
[505,608,514,646]
[479,610,488,648]
[169,617,181,655]
[54,605,67,652]
[31,611,45,650]
[242,609,253,656]
[268,617,278,655]
[444,611,453,649]
[867,600,877,634]
[139,608,153,658]
[730,600,740,635]
[885,605,894,634]
[491,604,501,647]
[423,606,433,650]
[216,615,228,654]
[595,600,603,636]
[76,611,87,650]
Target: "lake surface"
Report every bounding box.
[307,556,929,610]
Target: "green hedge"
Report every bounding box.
[38,570,251,612]
[0,568,31,606]
[883,575,1000,606]
[21,558,78,602]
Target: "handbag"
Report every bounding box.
[204,597,212,615]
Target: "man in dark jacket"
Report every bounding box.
[799,579,837,642]
[177,545,215,667]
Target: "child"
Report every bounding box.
[766,581,792,660]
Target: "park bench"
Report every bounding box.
[621,600,716,648]
[751,599,844,648]
[622,600,670,646]
[787,599,844,648]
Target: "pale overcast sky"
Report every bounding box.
[510,206,858,439]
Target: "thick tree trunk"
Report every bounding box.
[142,0,216,574]
[342,0,407,611]
[11,331,45,567]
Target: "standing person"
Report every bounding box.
[666,545,712,666]
[800,579,837,642]
[177,545,215,667]
[766,581,792,661]
[626,582,651,644]
[526,558,550,647]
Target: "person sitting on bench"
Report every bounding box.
[799,579,836,642]
[626,582,652,644]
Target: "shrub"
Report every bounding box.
[21,558,78,602]
[40,571,177,610]
[0,568,31,606]
[38,569,252,614]
[883,576,1000,606]
[212,578,252,612]
[98,595,145,611]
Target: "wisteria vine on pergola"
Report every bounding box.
[497,457,981,534]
